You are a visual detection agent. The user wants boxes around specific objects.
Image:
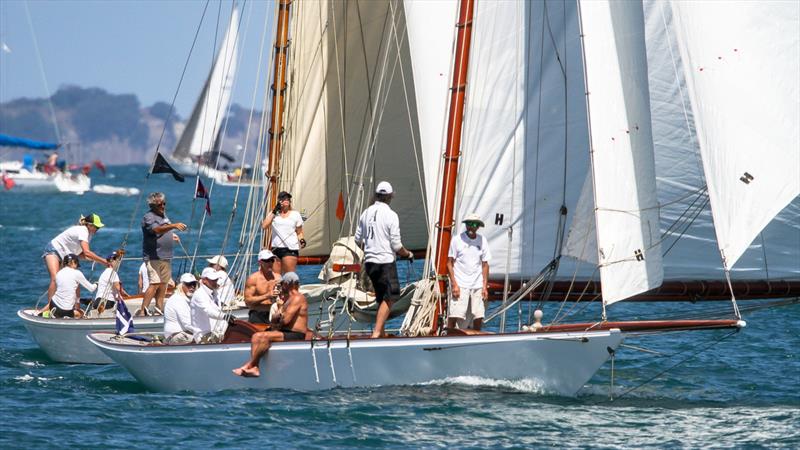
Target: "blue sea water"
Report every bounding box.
[1,166,798,448]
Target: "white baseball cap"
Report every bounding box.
[258,249,276,261]
[200,267,225,281]
[375,181,393,194]
[206,255,229,269]
[178,273,197,284]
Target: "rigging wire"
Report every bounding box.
[22,1,60,143]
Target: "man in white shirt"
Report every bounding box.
[354,181,414,338]
[190,267,229,342]
[164,273,200,344]
[50,254,97,318]
[207,255,236,307]
[447,213,492,331]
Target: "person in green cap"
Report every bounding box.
[41,213,110,313]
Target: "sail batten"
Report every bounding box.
[579,0,663,304]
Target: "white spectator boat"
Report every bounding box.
[0,161,90,194]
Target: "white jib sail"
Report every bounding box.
[670,1,800,269]
[580,0,663,304]
[174,6,240,160]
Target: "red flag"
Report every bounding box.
[195,178,211,216]
[93,160,107,175]
[2,173,15,190]
[336,191,345,221]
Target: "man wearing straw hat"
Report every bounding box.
[447,213,492,331]
[136,192,187,316]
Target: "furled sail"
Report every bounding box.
[670,1,800,270]
[578,0,663,304]
[280,0,428,258]
[173,6,240,161]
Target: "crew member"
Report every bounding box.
[447,213,491,331]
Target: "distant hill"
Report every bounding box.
[0,85,263,165]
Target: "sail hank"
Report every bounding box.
[579,0,663,305]
[173,6,241,161]
[670,1,800,270]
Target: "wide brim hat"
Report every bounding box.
[462,213,485,227]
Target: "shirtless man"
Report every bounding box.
[244,249,282,324]
[233,272,308,378]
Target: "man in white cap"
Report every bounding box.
[233,272,308,377]
[163,273,201,344]
[244,249,282,324]
[207,255,235,307]
[447,213,492,331]
[354,181,414,338]
[190,267,228,342]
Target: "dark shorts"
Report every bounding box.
[249,310,270,324]
[52,306,76,318]
[272,247,299,259]
[91,299,116,310]
[365,262,400,303]
[42,242,61,261]
[279,329,306,341]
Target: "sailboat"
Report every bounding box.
[167,5,245,184]
[0,134,91,194]
[89,0,796,393]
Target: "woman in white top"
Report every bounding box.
[93,251,130,314]
[50,254,97,318]
[42,213,109,311]
[261,191,305,273]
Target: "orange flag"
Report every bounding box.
[336,191,345,221]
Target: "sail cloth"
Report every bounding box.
[670,1,800,270]
[0,133,58,150]
[578,0,663,304]
[280,0,428,258]
[172,6,240,161]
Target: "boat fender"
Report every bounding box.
[531,310,544,331]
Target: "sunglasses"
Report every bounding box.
[464,221,481,227]
[184,282,198,289]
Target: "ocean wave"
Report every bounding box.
[420,376,549,394]
[14,374,63,382]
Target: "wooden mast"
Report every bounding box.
[263,0,293,248]
[431,0,476,333]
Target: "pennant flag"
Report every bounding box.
[195,178,212,216]
[115,300,135,335]
[93,160,107,175]
[151,152,185,182]
[336,191,345,221]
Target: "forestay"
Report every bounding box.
[670,1,800,270]
[578,0,663,304]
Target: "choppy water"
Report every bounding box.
[1,166,798,448]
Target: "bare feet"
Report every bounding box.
[233,366,261,377]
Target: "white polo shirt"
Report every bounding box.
[190,283,227,336]
[164,289,198,337]
[354,201,403,264]
[50,225,90,259]
[52,267,97,310]
[448,232,492,290]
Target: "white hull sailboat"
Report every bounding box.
[89,327,625,394]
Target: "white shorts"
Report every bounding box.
[448,288,485,321]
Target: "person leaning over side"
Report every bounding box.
[41,213,109,312]
[354,181,414,338]
[137,192,187,316]
[243,250,282,324]
[163,273,201,345]
[447,213,492,332]
[50,254,97,318]
[233,272,308,378]
[261,191,305,274]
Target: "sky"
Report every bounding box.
[0,0,274,118]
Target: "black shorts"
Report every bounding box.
[279,329,305,341]
[52,306,76,318]
[248,310,270,324]
[365,262,400,302]
[273,247,299,259]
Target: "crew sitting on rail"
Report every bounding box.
[206,255,236,308]
[190,267,229,343]
[50,254,97,319]
[91,250,129,315]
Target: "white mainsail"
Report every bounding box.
[670,1,800,270]
[281,0,429,258]
[173,6,240,161]
[578,0,663,304]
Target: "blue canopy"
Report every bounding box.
[0,133,58,150]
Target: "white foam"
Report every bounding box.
[15,374,34,382]
[421,376,549,394]
[20,361,44,368]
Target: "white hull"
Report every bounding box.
[88,329,623,394]
[1,164,90,194]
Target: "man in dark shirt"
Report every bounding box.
[136,192,187,316]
